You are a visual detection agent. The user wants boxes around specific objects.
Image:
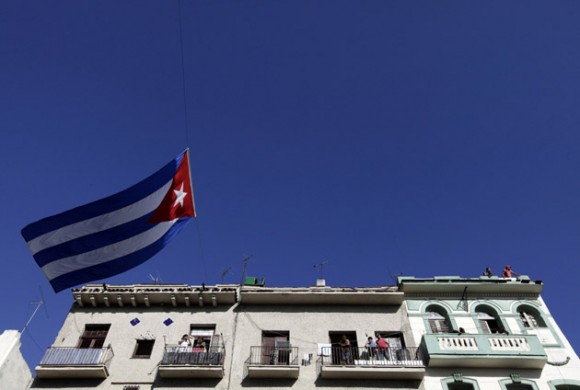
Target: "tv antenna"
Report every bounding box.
[220,267,232,284]
[313,260,329,279]
[149,272,163,284]
[240,254,254,286]
[22,287,49,334]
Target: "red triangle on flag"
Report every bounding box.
[149,150,196,223]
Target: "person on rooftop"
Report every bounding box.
[502,265,520,278]
[483,267,494,277]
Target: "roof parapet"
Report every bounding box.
[72,284,238,308]
[397,276,543,296]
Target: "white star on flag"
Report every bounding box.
[173,183,187,208]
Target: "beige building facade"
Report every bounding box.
[31,282,422,390]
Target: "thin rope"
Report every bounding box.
[177,0,208,282]
[177,0,190,147]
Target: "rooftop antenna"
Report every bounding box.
[239,254,254,286]
[313,260,329,279]
[149,272,163,284]
[22,287,49,334]
[220,267,232,284]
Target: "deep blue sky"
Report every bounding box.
[2,0,580,369]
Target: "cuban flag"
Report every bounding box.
[21,149,196,292]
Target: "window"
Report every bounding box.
[448,384,475,390]
[517,306,546,328]
[78,324,110,348]
[190,325,216,351]
[329,331,358,364]
[475,306,506,334]
[499,378,538,390]
[426,305,452,333]
[261,331,290,365]
[555,386,580,390]
[133,339,154,358]
[375,331,405,349]
[442,376,479,390]
[506,385,534,390]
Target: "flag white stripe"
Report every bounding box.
[41,219,177,281]
[27,181,173,256]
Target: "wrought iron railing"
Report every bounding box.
[320,346,424,367]
[39,346,114,367]
[161,344,225,366]
[248,345,300,365]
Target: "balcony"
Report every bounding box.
[421,333,547,369]
[319,346,425,380]
[246,346,300,379]
[35,347,114,379]
[158,345,225,378]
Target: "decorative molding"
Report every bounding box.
[546,356,570,366]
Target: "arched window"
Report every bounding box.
[475,305,506,334]
[426,305,452,333]
[517,305,546,328]
[506,385,534,390]
[548,379,580,390]
[442,376,479,390]
[448,383,475,390]
[499,377,539,390]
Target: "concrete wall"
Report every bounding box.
[0,330,32,390]
[32,298,418,390]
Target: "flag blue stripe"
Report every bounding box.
[21,151,185,241]
[32,213,156,267]
[48,218,191,292]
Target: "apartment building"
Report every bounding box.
[399,276,580,390]
[31,281,422,390]
[29,276,580,390]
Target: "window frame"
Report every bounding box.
[425,304,454,334]
[474,305,507,334]
[77,324,110,349]
[441,376,480,390]
[132,339,155,359]
[499,378,539,390]
[548,379,580,390]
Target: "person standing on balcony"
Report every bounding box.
[179,334,191,352]
[376,334,389,359]
[366,336,377,359]
[340,335,352,364]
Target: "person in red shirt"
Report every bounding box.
[503,265,520,278]
[376,334,389,359]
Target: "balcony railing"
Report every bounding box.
[318,346,425,380]
[248,345,300,365]
[421,333,547,369]
[158,344,225,378]
[35,346,114,379]
[320,346,424,367]
[246,346,300,379]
